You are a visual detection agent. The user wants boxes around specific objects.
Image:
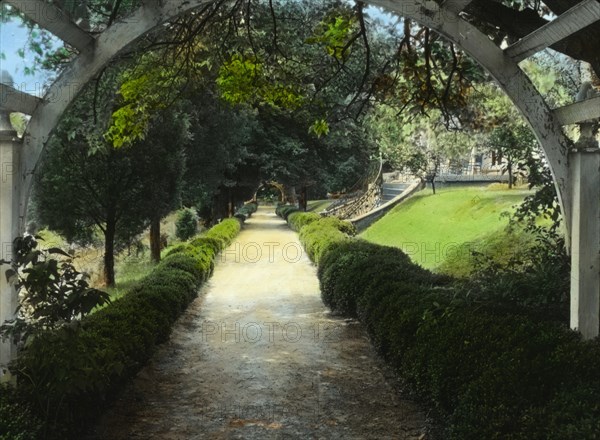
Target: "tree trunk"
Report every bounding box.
[507,161,513,189]
[286,186,297,205]
[430,178,436,195]
[300,186,308,211]
[150,216,161,263]
[104,217,116,288]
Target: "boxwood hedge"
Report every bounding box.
[286,211,320,232]
[298,217,356,263]
[2,218,242,439]
[234,201,258,222]
[275,205,356,264]
[284,212,600,439]
[275,204,299,220]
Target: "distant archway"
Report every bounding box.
[253,181,286,204]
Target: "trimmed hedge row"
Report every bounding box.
[275,204,299,220]
[276,207,357,263]
[234,201,258,222]
[318,240,450,316]
[204,217,242,250]
[287,218,600,438]
[298,217,356,264]
[287,211,321,232]
[4,218,242,439]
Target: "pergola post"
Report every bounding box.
[0,110,21,372]
[569,119,600,339]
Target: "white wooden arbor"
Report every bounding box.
[0,0,599,365]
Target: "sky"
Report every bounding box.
[0,18,57,96]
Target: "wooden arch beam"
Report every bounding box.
[0,83,42,115]
[505,0,600,63]
[5,0,95,52]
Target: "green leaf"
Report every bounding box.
[47,247,72,258]
[309,119,330,137]
[4,269,17,284]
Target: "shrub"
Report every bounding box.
[317,216,357,236]
[0,387,42,440]
[234,202,258,221]
[522,382,600,440]
[287,211,321,232]
[440,224,570,307]
[243,201,258,215]
[275,204,292,217]
[9,218,241,439]
[288,216,600,439]
[189,236,222,255]
[204,218,241,251]
[361,285,453,369]
[175,208,198,241]
[275,204,299,220]
[463,226,570,307]
[298,217,354,263]
[317,240,438,316]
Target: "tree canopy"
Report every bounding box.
[32,70,191,286]
[23,0,576,284]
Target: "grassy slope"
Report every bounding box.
[307,200,333,212]
[360,185,534,272]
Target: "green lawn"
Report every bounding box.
[360,185,535,272]
[38,210,186,298]
[307,199,333,212]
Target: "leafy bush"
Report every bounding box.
[277,208,356,264]
[317,240,441,316]
[0,235,110,347]
[204,218,241,251]
[439,222,570,307]
[234,202,258,221]
[7,219,241,439]
[275,204,299,220]
[289,219,600,439]
[242,201,258,215]
[0,387,42,440]
[436,310,592,440]
[275,204,291,217]
[463,226,570,306]
[298,217,355,263]
[287,211,321,232]
[175,208,198,241]
[521,381,600,440]
[189,236,222,255]
[234,212,247,222]
[437,224,536,278]
[158,252,209,282]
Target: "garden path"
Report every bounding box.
[86,206,427,439]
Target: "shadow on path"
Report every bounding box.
[86,206,427,440]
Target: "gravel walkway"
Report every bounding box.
[86,206,427,440]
